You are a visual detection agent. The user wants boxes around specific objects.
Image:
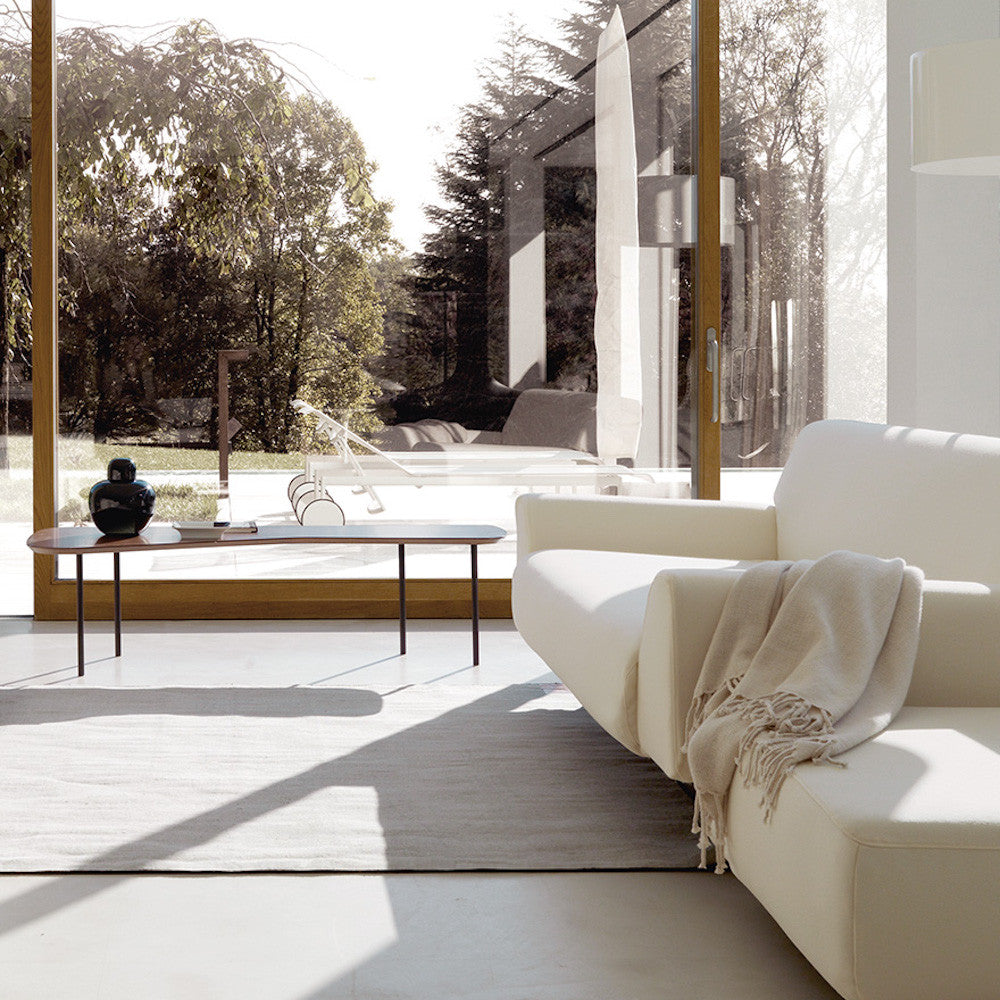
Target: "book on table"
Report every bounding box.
[171,521,258,540]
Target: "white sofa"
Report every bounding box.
[512,419,1000,1000]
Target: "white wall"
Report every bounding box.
[826,0,888,424]
[887,0,1000,434]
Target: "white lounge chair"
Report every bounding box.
[289,399,651,518]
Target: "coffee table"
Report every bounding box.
[26,523,507,676]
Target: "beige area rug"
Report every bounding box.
[0,684,700,873]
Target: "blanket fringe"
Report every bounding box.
[691,789,728,874]
[682,676,742,755]
[688,691,841,872]
[722,692,837,820]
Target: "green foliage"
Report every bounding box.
[397,17,551,424]
[0,15,392,457]
[50,436,302,473]
[0,10,31,473]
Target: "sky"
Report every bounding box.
[56,1,577,253]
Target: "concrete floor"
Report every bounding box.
[0,617,839,1000]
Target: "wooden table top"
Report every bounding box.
[26,523,507,555]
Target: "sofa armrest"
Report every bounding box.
[636,567,742,782]
[632,573,1000,782]
[908,579,1000,708]
[515,493,778,562]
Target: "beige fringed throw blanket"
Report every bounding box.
[684,550,923,873]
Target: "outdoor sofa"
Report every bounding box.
[512,419,1000,1000]
[376,388,607,461]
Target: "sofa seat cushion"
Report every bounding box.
[512,549,752,755]
[727,706,1000,1000]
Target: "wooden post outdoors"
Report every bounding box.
[31,0,59,614]
[217,348,252,498]
[693,0,722,500]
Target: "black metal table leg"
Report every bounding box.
[113,552,122,657]
[471,544,480,666]
[398,544,406,655]
[76,554,85,676]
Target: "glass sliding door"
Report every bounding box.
[501,0,705,488]
[717,0,886,500]
[31,0,725,618]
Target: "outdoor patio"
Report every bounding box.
[1,467,780,616]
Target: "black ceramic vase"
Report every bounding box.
[88,458,156,536]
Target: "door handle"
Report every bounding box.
[706,327,720,424]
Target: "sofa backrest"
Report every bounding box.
[501,389,598,453]
[775,420,1000,581]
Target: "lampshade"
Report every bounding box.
[911,38,1000,175]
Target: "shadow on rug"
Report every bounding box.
[0,684,699,872]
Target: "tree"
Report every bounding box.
[0,6,30,473]
[234,92,391,451]
[720,0,827,464]
[0,18,391,451]
[403,17,551,427]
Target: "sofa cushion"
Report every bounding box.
[727,706,1000,1000]
[500,389,598,453]
[375,419,471,450]
[775,419,1000,581]
[512,549,752,755]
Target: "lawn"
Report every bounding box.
[4,434,303,473]
[2,435,302,523]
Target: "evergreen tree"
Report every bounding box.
[405,18,550,427]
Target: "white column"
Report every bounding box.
[637,246,678,468]
[506,160,547,389]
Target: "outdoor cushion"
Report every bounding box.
[499,389,598,453]
[375,419,471,450]
[379,389,602,457]
[410,441,592,462]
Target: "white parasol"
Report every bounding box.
[594,5,642,462]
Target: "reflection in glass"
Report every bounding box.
[719,0,886,468]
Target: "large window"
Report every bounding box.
[50,1,701,592]
[8,0,886,615]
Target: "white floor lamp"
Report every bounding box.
[912,39,1000,174]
